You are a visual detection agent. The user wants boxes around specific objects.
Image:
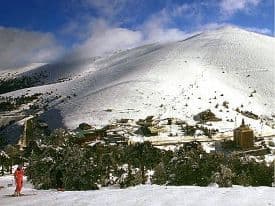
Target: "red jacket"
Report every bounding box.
[14,169,24,182]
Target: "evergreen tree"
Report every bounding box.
[152,162,167,185]
[213,164,234,187]
[126,142,162,184]
[0,135,7,148]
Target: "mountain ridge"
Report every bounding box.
[0,27,274,135]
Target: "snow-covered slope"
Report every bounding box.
[0,63,48,78]
[1,27,275,133]
[1,175,275,206]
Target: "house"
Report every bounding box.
[75,129,106,145]
[233,119,254,149]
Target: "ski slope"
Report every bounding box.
[0,175,275,206]
[1,26,275,134]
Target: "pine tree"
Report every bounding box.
[126,142,161,184]
[213,164,234,187]
[152,162,167,185]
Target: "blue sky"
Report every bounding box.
[0,0,274,68]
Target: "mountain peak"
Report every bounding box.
[1,23,274,136]
[204,25,272,38]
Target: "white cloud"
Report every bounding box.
[69,19,143,60]
[69,10,189,60]
[81,0,128,17]
[0,27,63,70]
[141,10,187,43]
[220,0,261,16]
[171,4,192,17]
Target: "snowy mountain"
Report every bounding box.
[1,26,275,135]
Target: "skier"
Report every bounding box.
[14,165,24,196]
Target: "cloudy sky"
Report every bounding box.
[0,0,274,69]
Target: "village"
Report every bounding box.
[16,113,275,157]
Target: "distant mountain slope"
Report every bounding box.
[1,27,274,134]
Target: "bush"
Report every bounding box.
[119,165,143,188]
[78,123,92,130]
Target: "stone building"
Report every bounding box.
[233,119,254,150]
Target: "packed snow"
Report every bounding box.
[1,174,275,206]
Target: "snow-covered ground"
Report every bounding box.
[1,175,275,206]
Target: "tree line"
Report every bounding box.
[0,127,273,190]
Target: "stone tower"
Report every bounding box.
[233,119,254,150]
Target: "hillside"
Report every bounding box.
[0,26,274,136]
